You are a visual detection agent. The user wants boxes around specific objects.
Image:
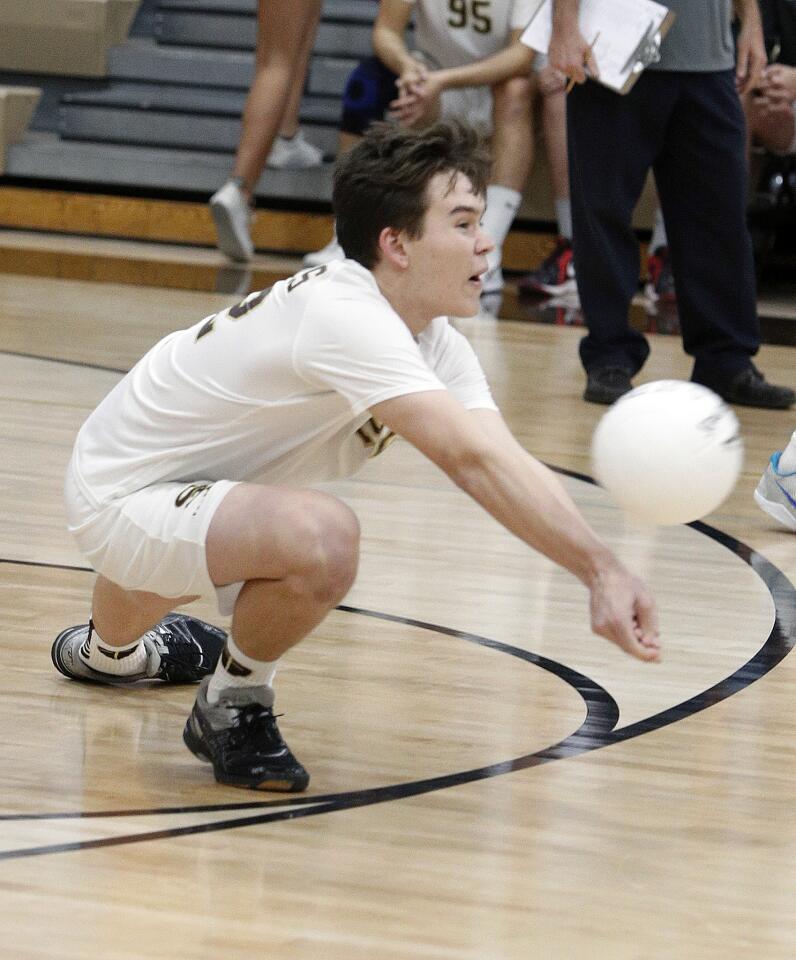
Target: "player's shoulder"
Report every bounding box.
[293,259,405,338]
[293,258,383,304]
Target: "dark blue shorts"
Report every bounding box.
[340,56,400,136]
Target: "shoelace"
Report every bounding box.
[226,703,287,754]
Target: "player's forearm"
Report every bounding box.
[447,440,619,588]
[553,0,581,32]
[433,43,534,91]
[733,0,761,25]
[373,24,417,77]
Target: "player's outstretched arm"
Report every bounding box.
[371,391,661,662]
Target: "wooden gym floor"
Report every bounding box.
[0,230,794,960]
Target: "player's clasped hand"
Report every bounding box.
[752,64,796,115]
[588,564,661,663]
[390,72,444,126]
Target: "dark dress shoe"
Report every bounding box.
[583,367,634,405]
[710,367,794,410]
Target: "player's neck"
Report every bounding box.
[371,265,433,337]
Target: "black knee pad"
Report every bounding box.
[340,56,399,136]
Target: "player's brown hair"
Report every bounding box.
[333,120,491,270]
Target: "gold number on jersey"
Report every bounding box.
[448,0,492,34]
[228,287,269,319]
[287,265,328,292]
[195,287,271,341]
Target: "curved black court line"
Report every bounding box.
[0,479,794,859]
[0,616,620,857]
[0,348,126,374]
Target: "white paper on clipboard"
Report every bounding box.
[520,0,676,94]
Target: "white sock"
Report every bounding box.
[206,635,279,704]
[554,198,572,241]
[482,184,522,269]
[650,207,668,252]
[778,430,796,473]
[80,620,149,677]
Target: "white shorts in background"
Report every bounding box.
[65,470,243,616]
[441,85,493,133]
[411,49,493,133]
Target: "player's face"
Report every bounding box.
[404,172,493,318]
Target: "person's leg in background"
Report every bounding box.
[644,205,677,303]
[480,75,533,295]
[210,0,324,262]
[265,16,326,171]
[519,62,579,297]
[567,73,673,403]
[653,70,793,408]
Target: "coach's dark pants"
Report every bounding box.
[567,69,760,388]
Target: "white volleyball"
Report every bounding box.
[591,380,743,525]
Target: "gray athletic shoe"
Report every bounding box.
[183,678,310,791]
[754,452,796,531]
[51,615,227,685]
[210,178,254,262]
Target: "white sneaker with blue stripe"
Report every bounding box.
[754,452,796,531]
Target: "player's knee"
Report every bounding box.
[294,495,360,604]
[492,76,533,120]
[536,65,567,99]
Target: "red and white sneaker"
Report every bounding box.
[518,237,576,296]
[644,245,676,303]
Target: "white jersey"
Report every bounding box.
[71,259,497,507]
[408,0,534,69]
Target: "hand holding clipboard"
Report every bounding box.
[521,0,676,95]
[563,33,601,94]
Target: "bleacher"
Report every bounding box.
[0,0,658,269]
[0,0,380,203]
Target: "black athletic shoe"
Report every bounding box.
[183,678,310,792]
[583,367,634,405]
[708,367,795,410]
[51,614,227,686]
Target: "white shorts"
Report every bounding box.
[441,85,493,133]
[412,50,494,133]
[65,468,243,616]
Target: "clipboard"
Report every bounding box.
[520,0,676,95]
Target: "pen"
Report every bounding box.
[565,31,601,93]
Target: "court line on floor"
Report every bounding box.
[0,477,793,859]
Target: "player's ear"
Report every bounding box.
[377,226,409,269]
